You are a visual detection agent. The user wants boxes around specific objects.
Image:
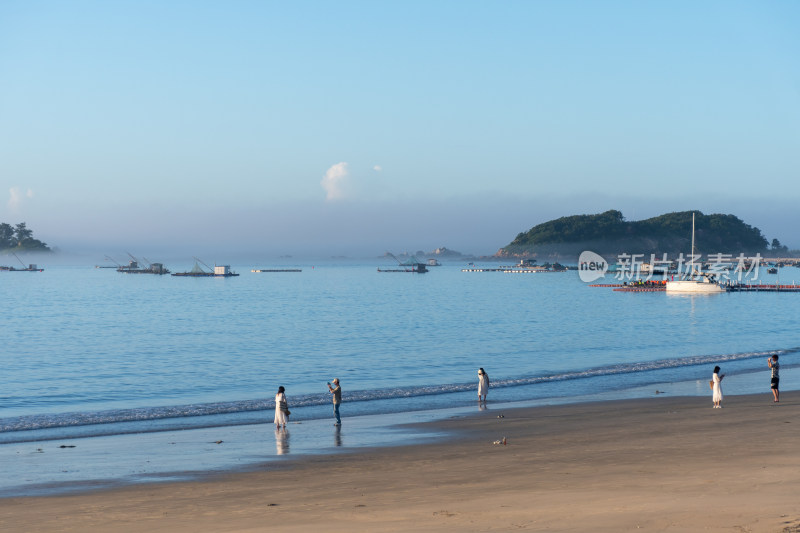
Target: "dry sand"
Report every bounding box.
[2,392,800,532]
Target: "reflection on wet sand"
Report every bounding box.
[334,425,342,447]
[275,427,290,455]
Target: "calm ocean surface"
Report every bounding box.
[2,262,799,494]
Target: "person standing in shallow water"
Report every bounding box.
[478,368,490,403]
[712,366,725,408]
[768,354,780,403]
[274,386,289,428]
[328,378,342,426]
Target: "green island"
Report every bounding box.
[0,222,51,253]
[498,210,788,258]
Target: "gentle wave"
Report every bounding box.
[498,347,798,387]
[2,347,794,435]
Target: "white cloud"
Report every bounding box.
[8,187,35,211]
[373,165,382,172]
[321,162,349,201]
[8,187,21,210]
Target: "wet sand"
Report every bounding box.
[2,392,800,532]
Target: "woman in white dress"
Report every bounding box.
[712,366,725,408]
[275,386,289,427]
[477,368,490,403]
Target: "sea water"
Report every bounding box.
[1,263,798,495]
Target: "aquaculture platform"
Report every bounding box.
[462,268,562,273]
[726,284,800,292]
[595,283,800,293]
[592,282,666,289]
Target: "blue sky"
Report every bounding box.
[1,1,798,258]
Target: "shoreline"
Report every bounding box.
[2,365,789,499]
[3,391,800,532]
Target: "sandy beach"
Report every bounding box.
[2,392,800,532]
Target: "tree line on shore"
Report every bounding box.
[0,222,51,252]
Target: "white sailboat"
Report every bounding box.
[665,212,725,294]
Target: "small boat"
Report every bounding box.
[101,254,169,274]
[117,259,170,275]
[1,264,43,272]
[378,253,428,273]
[378,264,428,273]
[767,267,778,274]
[1,253,44,272]
[172,258,239,277]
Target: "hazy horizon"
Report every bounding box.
[9,195,800,264]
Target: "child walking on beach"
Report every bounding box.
[712,366,725,408]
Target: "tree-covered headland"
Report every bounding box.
[0,222,51,252]
[499,210,779,258]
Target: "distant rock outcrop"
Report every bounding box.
[384,247,466,260]
[428,247,464,258]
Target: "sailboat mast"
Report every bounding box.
[691,212,695,275]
